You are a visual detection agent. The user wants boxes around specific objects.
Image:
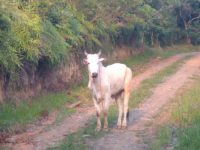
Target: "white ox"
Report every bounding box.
[84,51,132,131]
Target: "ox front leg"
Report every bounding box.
[93,98,101,131]
[122,92,130,129]
[96,111,101,132]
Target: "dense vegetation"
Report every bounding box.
[0,0,199,80]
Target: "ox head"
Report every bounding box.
[83,50,105,79]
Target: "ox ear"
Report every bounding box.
[97,50,101,56]
[84,51,88,56]
[83,59,88,65]
[99,58,105,62]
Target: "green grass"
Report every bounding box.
[122,49,158,68]
[0,92,75,132]
[164,44,200,53]
[173,76,200,150]
[49,52,189,150]
[53,87,90,124]
[150,125,174,150]
[150,76,200,150]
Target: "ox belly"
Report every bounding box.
[106,63,127,96]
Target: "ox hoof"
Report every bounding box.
[116,125,122,129]
[95,127,101,132]
[103,127,109,131]
[121,125,127,130]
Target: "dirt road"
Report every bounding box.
[3,52,200,150]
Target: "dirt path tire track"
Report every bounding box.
[4,52,200,150]
[88,53,200,150]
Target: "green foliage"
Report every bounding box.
[172,0,200,44]
[40,20,68,65]
[0,0,200,80]
[0,2,42,74]
[11,13,41,63]
[0,13,21,73]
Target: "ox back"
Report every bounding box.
[106,63,128,95]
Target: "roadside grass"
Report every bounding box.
[54,86,91,123]
[150,75,200,150]
[0,92,76,133]
[49,53,190,150]
[150,125,174,150]
[172,75,200,150]
[164,44,200,54]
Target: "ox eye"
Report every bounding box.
[83,59,89,65]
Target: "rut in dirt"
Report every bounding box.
[3,52,200,150]
[87,54,200,150]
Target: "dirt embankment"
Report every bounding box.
[0,55,82,102]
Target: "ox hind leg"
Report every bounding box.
[103,95,110,131]
[122,68,132,129]
[116,94,123,129]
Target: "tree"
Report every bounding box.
[173,0,200,44]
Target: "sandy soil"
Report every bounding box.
[2,52,200,150]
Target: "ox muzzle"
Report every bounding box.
[92,72,98,78]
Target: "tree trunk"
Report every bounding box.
[155,34,160,48]
[184,20,191,44]
[186,34,191,44]
[151,31,154,46]
[140,32,144,52]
